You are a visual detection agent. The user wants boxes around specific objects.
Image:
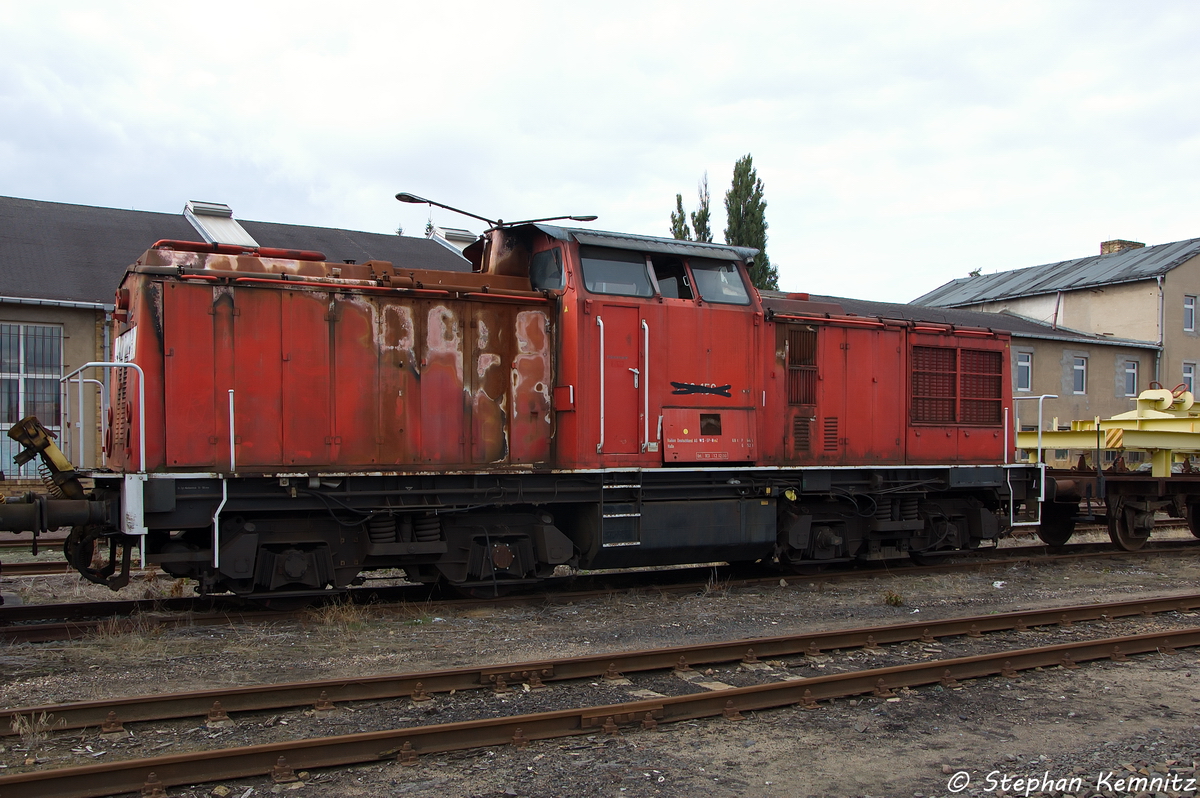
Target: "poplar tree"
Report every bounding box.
[670,194,691,240]
[723,154,777,290]
[690,173,713,243]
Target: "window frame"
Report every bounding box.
[688,257,752,306]
[0,323,64,477]
[1185,362,1196,393]
[577,246,656,298]
[1015,351,1032,392]
[1186,295,1197,333]
[1123,360,1138,397]
[1072,356,1087,395]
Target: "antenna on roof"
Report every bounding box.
[395,192,596,229]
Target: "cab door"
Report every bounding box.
[597,304,641,454]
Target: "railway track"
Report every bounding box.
[4,538,1199,644]
[1,594,1197,798]
[3,590,1197,735]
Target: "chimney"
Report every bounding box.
[1101,239,1144,256]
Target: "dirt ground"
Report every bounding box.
[3,528,1200,797]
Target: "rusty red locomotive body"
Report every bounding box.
[4,225,1040,595]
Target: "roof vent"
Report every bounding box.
[1101,239,1144,256]
[184,201,259,247]
[427,224,475,258]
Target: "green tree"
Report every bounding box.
[670,193,692,240]
[724,154,777,290]
[690,173,712,243]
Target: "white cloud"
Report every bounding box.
[1,0,1198,301]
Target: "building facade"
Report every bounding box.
[915,237,1200,448]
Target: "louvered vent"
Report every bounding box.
[792,416,811,453]
[823,417,839,452]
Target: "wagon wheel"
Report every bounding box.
[1187,504,1200,539]
[1107,501,1149,551]
[1036,503,1076,547]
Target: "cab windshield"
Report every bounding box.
[690,258,751,305]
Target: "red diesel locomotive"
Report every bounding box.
[1,220,1041,595]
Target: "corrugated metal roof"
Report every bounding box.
[533,224,758,262]
[0,195,473,305]
[913,237,1200,307]
[761,290,1159,350]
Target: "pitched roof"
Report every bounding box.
[0,195,471,306]
[912,237,1200,307]
[761,290,1158,350]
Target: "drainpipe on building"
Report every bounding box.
[1051,291,1063,330]
[1156,275,1164,384]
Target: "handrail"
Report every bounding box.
[60,376,108,467]
[61,362,145,471]
[1013,394,1058,465]
[642,319,650,452]
[228,389,236,473]
[596,316,605,454]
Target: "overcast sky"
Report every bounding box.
[3,1,1198,302]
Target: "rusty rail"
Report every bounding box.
[4,590,1198,736]
[2,626,1196,798]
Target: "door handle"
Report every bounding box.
[629,367,639,388]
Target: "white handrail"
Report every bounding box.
[596,316,605,454]
[228,389,236,472]
[1013,394,1058,465]
[641,319,649,452]
[61,362,146,471]
[60,376,107,466]
[212,478,228,569]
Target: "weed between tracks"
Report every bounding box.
[9,711,60,753]
[304,599,373,631]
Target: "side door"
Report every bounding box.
[597,304,642,454]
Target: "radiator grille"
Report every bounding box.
[911,345,1002,425]
[786,326,818,405]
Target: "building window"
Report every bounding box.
[1187,296,1197,332]
[1015,352,1032,392]
[1124,360,1138,397]
[1072,356,1087,394]
[1185,362,1196,393]
[0,324,63,477]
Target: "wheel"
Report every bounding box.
[1108,502,1149,551]
[1036,503,1076,547]
[1188,504,1200,539]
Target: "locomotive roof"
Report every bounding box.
[913,236,1200,307]
[761,290,1160,350]
[530,223,759,262]
[0,195,472,306]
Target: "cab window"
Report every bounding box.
[530,247,564,290]
[690,258,751,305]
[650,256,693,299]
[579,246,654,297]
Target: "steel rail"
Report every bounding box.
[4,590,1198,736]
[0,561,76,576]
[2,626,1197,798]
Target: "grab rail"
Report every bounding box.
[596,316,605,454]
